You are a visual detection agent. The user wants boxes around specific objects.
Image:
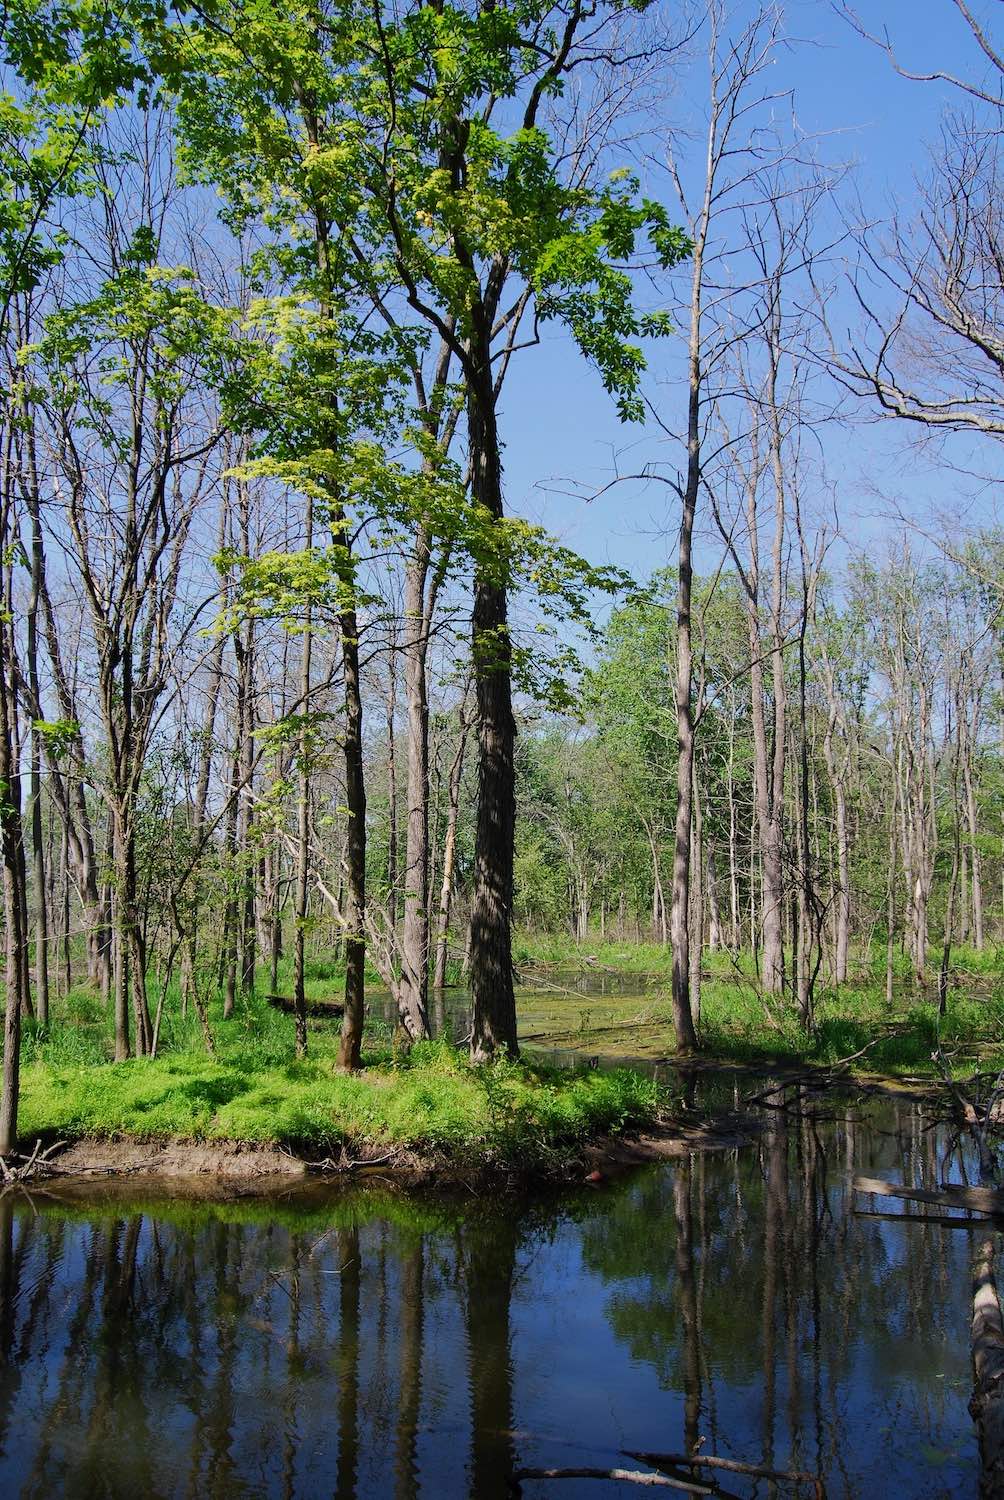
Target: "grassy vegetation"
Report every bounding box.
[694,980,1004,1076]
[515,931,758,980]
[13,933,1004,1177]
[514,930,1004,1077]
[14,975,663,1173]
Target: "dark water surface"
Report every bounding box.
[0,1084,985,1498]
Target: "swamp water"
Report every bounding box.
[0,1081,987,1498]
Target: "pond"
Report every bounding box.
[367,967,674,1065]
[0,1080,986,1498]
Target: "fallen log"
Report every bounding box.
[852,1175,1004,1215]
[625,1450,823,1497]
[971,1239,1004,1497]
[508,1470,710,1495]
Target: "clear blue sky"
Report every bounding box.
[496,0,1000,594]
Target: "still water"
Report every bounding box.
[0,1085,986,1498]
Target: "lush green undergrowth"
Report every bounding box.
[16,983,662,1169]
[692,981,1004,1075]
[13,934,1004,1173]
[515,931,1004,1076]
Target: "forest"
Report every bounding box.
[0,0,1001,1165]
[5,0,1004,1496]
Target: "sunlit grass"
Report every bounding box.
[14,981,664,1168]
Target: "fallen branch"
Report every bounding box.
[266,993,344,1019]
[508,1469,711,1495]
[308,1148,399,1173]
[853,1175,1004,1215]
[741,1041,882,1111]
[971,1239,1004,1495]
[0,1139,67,1190]
[626,1450,823,1497]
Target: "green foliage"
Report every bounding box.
[16,996,664,1171]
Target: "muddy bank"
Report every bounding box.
[2,1113,758,1198]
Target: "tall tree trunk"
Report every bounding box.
[60,816,72,995]
[727,703,740,949]
[386,629,399,926]
[962,715,985,952]
[467,337,518,1062]
[765,382,789,996]
[399,545,433,1039]
[292,493,314,1060]
[0,619,26,1155]
[25,483,49,1025]
[744,483,785,994]
[334,508,367,1074]
[237,621,257,1006]
[670,226,702,1054]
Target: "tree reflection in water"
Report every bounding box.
[0,1090,983,1498]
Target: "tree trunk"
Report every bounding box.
[434,706,469,992]
[386,630,399,927]
[334,512,367,1074]
[0,623,26,1155]
[238,622,257,1007]
[688,768,704,1032]
[669,234,701,1054]
[292,495,314,1060]
[398,541,433,1039]
[26,484,49,1026]
[963,723,985,952]
[727,704,740,949]
[467,338,518,1062]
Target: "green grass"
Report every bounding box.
[15,933,1004,1177]
[514,932,758,980]
[14,984,664,1172]
[691,977,1004,1076]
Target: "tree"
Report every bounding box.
[835,4,1004,441]
[167,0,687,1061]
[25,239,225,1058]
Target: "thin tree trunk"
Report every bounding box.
[669,234,701,1053]
[434,704,470,992]
[292,493,314,1060]
[0,619,26,1155]
[25,481,49,1025]
[962,718,985,952]
[727,704,740,949]
[706,850,722,953]
[386,629,399,926]
[399,546,433,1040]
[334,506,367,1074]
[689,757,704,1031]
[237,620,257,1006]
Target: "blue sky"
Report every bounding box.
[496,0,1001,593]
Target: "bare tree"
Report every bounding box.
[653,1,795,1045]
[832,6,1004,445]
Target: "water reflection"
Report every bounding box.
[0,1090,983,1498]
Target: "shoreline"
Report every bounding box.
[1,1113,759,1198]
[1,1053,957,1202]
